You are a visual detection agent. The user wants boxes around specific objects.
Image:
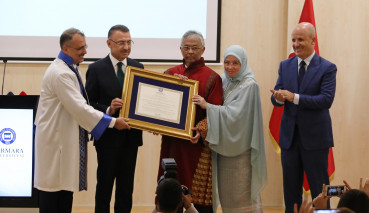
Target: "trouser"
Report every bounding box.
[38,190,73,213]
[95,144,138,213]
[281,127,330,213]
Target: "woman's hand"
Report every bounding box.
[192,95,207,109]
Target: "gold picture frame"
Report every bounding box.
[119,66,199,140]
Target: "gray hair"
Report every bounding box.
[181,30,205,47]
[108,25,130,39]
[60,28,85,48]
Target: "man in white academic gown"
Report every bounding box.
[34,28,130,213]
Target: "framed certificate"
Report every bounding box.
[119,66,199,140]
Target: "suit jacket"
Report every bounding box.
[86,55,144,148]
[271,54,337,150]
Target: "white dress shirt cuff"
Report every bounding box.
[109,117,116,128]
[293,93,300,105]
[276,99,285,105]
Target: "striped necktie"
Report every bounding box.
[72,67,88,191]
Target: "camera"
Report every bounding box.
[325,185,346,196]
[158,158,192,195]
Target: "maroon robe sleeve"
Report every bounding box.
[206,73,223,106]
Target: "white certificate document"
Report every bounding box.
[135,82,183,123]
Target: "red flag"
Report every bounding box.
[269,0,335,193]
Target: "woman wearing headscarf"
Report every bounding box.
[192,45,267,212]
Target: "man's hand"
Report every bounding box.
[108,98,123,115]
[114,117,130,130]
[190,127,200,144]
[271,89,295,102]
[148,131,160,136]
[279,90,295,102]
[271,89,286,102]
[174,73,188,81]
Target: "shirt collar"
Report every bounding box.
[297,50,315,67]
[58,50,78,68]
[109,53,127,67]
[183,57,205,69]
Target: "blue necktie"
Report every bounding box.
[71,66,88,191]
[298,61,306,91]
[78,126,88,191]
[117,62,124,88]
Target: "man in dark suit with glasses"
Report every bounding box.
[86,24,144,213]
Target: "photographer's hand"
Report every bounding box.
[312,184,330,209]
[181,185,192,209]
[294,200,314,213]
[360,177,369,197]
[343,180,352,191]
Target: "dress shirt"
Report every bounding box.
[109,53,127,76]
[293,51,315,105]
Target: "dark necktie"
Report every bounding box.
[70,66,88,191]
[117,62,124,87]
[78,126,88,191]
[298,60,306,91]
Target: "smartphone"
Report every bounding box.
[314,209,340,213]
[325,185,346,196]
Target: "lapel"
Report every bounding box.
[288,57,299,93]
[126,58,131,66]
[300,54,321,93]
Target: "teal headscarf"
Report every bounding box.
[223,45,256,84]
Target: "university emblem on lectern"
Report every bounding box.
[0,128,16,145]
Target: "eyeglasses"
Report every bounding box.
[68,45,88,51]
[181,46,203,51]
[109,39,134,46]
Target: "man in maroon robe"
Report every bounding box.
[158,30,223,213]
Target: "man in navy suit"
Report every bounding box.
[86,25,144,213]
[271,22,337,213]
